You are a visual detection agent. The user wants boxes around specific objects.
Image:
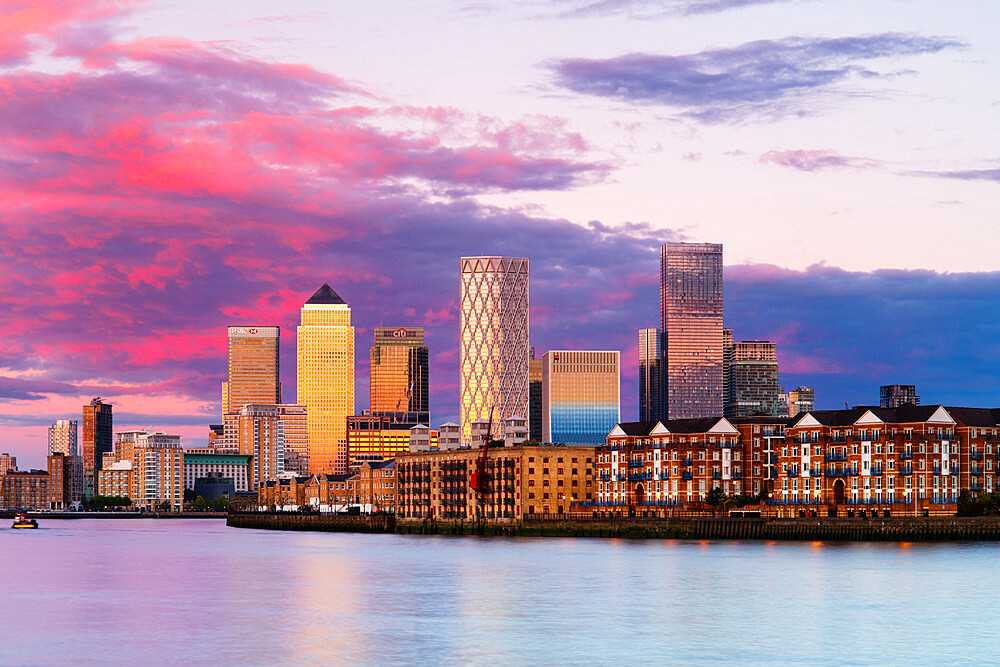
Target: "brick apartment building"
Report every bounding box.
[396,444,595,519]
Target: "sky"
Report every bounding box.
[1,0,998,467]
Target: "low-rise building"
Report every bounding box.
[258,475,310,510]
[304,473,354,512]
[98,460,133,498]
[594,418,742,514]
[355,460,395,513]
[2,470,49,510]
[397,444,595,520]
[182,453,252,493]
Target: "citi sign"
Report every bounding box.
[392,328,408,338]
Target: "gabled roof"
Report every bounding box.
[305,283,346,305]
[366,459,396,470]
[795,405,955,428]
[946,407,1000,428]
[610,418,739,437]
[611,421,661,437]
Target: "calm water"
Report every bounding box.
[2,519,998,665]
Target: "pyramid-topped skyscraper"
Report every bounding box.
[297,283,354,474]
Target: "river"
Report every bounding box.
[2,519,997,664]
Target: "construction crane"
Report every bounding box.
[470,406,495,509]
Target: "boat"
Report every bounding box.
[12,512,38,529]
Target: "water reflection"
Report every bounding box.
[1,520,998,664]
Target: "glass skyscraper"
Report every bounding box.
[542,350,620,445]
[724,340,783,418]
[660,242,724,419]
[297,283,355,474]
[82,397,112,497]
[637,328,661,422]
[459,256,529,443]
[222,326,280,452]
[370,327,429,424]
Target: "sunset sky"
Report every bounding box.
[2,0,998,466]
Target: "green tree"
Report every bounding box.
[184,488,198,503]
[156,500,172,512]
[193,495,210,510]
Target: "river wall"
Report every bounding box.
[227,512,1000,541]
[1,510,226,519]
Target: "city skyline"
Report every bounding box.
[2,1,999,466]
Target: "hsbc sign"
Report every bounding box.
[230,327,277,337]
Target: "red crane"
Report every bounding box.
[469,406,494,498]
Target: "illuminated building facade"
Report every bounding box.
[222,326,280,450]
[297,283,355,475]
[370,327,429,424]
[724,340,783,418]
[660,242,724,419]
[48,419,78,456]
[638,328,661,422]
[542,350,620,445]
[0,453,16,475]
[787,386,816,416]
[459,256,529,443]
[347,413,416,470]
[82,398,112,497]
[238,404,286,489]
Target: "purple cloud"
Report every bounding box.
[758,149,881,172]
[549,33,963,122]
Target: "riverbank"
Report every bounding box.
[226,512,1000,541]
[1,510,226,519]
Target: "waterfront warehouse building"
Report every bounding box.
[397,444,595,520]
[459,256,529,444]
[297,283,355,475]
[660,242,724,419]
[541,350,620,445]
[370,327,429,424]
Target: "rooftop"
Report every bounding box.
[305,283,346,305]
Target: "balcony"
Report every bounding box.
[933,465,942,475]
[681,457,694,466]
[628,472,653,482]
[732,471,743,480]
[658,472,670,480]
[786,469,799,478]
[599,473,611,482]
[627,460,645,468]
[825,467,858,478]
[681,471,693,481]
[900,451,913,461]
[828,436,848,443]
[971,482,985,492]
[971,467,985,477]
[614,473,628,482]
[640,499,685,506]
[824,453,848,462]
[712,471,722,480]
[899,465,913,476]
[869,467,883,476]
[972,452,984,461]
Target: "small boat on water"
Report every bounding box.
[12,512,38,529]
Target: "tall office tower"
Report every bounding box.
[459,256,529,443]
[47,419,78,456]
[787,386,815,415]
[724,340,783,418]
[542,350,620,445]
[297,283,355,475]
[370,327,429,424]
[82,398,112,497]
[222,326,280,451]
[529,347,543,441]
[0,453,16,474]
[660,242,724,419]
[880,384,919,408]
[637,328,661,422]
[237,405,286,489]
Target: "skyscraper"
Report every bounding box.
[542,350,620,445]
[529,347,543,442]
[660,242,724,419]
[880,384,919,408]
[82,398,112,497]
[48,419,78,456]
[297,284,355,475]
[786,386,815,415]
[370,327,429,423]
[637,328,661,422]
[724,340,783,418]
[459,256,529,443]
[222,326,280,451]
[238,404,286,489]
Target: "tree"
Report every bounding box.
[193,495,210,510]
[156,500,172,512]
[184,488,198,503]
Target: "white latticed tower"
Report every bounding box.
[459,256,529,444]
